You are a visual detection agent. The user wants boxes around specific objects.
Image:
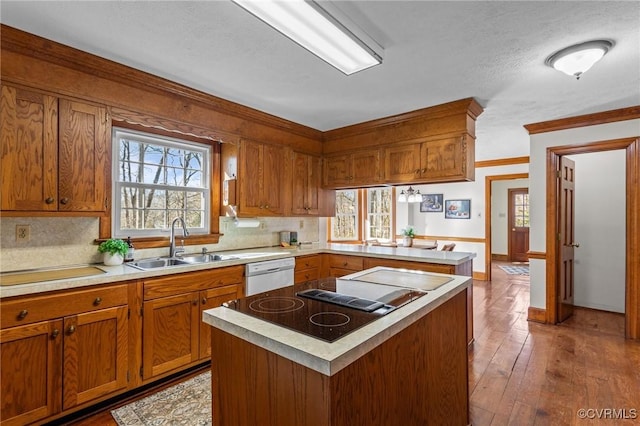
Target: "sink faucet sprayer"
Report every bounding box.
[169,217,190,257]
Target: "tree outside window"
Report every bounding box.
[331,190,359,241]
[367,187,393,240]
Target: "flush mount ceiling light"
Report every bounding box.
[545,39,613,79]
[232,0,383,75]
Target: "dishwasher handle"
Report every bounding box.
[247,265,294,277]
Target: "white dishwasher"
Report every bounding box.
[245,257,295,296]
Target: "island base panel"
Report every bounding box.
[211,290,469,426]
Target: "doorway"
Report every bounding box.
[484,173,529,281]
[508,187,530,263]
[546,137,639,339]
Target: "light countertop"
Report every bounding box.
[0,243,475,299]
[203,267,472,376]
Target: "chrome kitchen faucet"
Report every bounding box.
[169,217,190,257]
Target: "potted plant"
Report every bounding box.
[98,238,129,266]
[401,226,416,247]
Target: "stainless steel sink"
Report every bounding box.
[128,257,190,270]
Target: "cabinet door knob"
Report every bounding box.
[193,299,198,306]
[67,325,76,335]
[60,197,69,205]
[343,262,348,266]
[17,309,28,320]
[202,297,207,305]
[45,197,55,204]
[51,329,60,339]
[265,204,270,209]
[93,297,102,306]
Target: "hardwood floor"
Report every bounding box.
[470,262,639,426]
[65,263,639,426]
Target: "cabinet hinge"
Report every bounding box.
[556,170,561,178]
[140,308,144,317]
[558,233,562,241]
[140,366,144,378]
[127,370,130,382]
[127,308,130,320]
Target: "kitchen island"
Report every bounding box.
[203,267,472,426]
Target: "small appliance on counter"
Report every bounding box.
[279,231,291,246]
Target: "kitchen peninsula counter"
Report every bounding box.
[204,267,471,426]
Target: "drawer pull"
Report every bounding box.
[51,329,60,339]
[343,262,348,266]
[17,309,28,320]
[45,197,55,204]
[60,197,69,205]
[93,297,102,306]
[67,325,76,335]
[202,297,207,305]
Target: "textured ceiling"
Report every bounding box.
[1,1,639,160]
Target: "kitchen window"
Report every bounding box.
[112,128,211,238]
[329,187,395,242]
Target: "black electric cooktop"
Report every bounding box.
[224,277,427,342]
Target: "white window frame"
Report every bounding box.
[365,187,393,241]
[112,128,211,238]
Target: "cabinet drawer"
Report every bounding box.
[327,255,363,271]
[295,268,319,284]
[144,266,244,300]
[295,255,321,271]
[1,284,128,328]
[363,258,455,274]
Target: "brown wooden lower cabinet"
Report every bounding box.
[211,289,469,426]
[0,284,129,426]
[142,267,243,381]
[294,254,321,284]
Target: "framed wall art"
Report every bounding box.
[420,194,444,212]
[445,199,471,219]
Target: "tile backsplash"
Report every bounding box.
[0,216,319,272]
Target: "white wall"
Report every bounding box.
[568,151,626,313]
[528,118,640,309]
[491,178,529,256]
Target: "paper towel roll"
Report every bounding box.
[234,218,260,228]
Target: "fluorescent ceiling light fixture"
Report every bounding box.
[232,0,382,75]
[545,40,613,79]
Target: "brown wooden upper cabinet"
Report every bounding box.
[1,84,109,214]
[237,139,286,216]
[323,148,381,188]
[292,152,336,216]
[384,135,474,183]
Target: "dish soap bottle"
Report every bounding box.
[125,236,135,262]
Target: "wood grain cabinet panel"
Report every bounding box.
[294,254,322,284]
[142,266,244,380]
[0,84,109,214]
[0,320,63,426]
[291,152,321,215]
[62,306,128,409]
[0,283,130,425]
[237,139,286,216]
[384,135,474,184]
[199,284,241,360]
[323,149,381,188]
[142,292,200,380]
[0,85,58,212]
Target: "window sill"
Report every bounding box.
[95,233,222,249]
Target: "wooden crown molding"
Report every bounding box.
[323,97,484,141]
[524,105,640,135]
[0,24,322,141]
[475,156,529,168]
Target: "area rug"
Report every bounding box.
[111,371,211,425]
[498,265,529,275]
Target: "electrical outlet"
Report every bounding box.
[16,225,30,242]
[260,221,266,230]
[299,220,304,229]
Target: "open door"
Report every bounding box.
[558,157,576,322]
[508,188,530,262]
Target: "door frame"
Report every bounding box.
[545,137,639,339]
[484,173,529,281]
[507,187,530,262]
